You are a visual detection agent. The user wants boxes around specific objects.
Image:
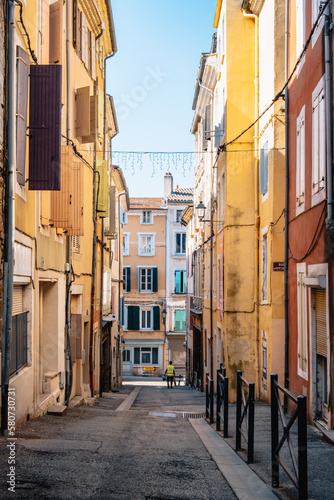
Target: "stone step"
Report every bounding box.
[47,405,67,416]
[68,396,85,408]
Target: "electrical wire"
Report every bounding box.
[61,134,94,171]
[219,0,330,151]
[288,203,326,262]
[15,0,37,64]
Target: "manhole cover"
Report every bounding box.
[148,411,177,418]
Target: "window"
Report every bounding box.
[260,141,269,196]
[176,210,183,223]
[138,233,154,256]
[296,0,305,58]
[123,349,131,362]
[134,347,159,365]
[175,270,186,294]
[296,107,305,210]
[175,233,186,255]
[9,312,28,376]
[297,265,308,378]
[312,82,326,197]
[261,232,268,302]
[16,46,29,186]
[174,310,186,331]
[141,308,152,330]
[142,211,152,224]
[123,267,131,293]
[123,233,129,256]
[138,267,158,292]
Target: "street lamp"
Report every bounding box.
[196,200,214,422]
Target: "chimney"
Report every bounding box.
[164,173,173,198]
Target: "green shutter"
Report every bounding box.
[128,306,139,330]
[126,267,131,292]
[153,268,158,292]
[175,271,180,293]
[153,306,160,331]
[182,271,186,293]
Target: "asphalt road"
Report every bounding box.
[0,384,237,500]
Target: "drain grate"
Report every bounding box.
[182,412,205,419]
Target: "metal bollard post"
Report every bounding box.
[210,378,214,424]
[298,395,308,500]
[248,382,255,463]
[236,370,242,450]
[216,369,221,432]
[271,373,279,488]
[224,376,229,438]
[206,373,209,419]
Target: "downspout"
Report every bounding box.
[284,0,290,406]
[324,2,334,427]
[64,0,73,406]
[1,0,15,434]
[118,192,127,384]
[242,8,259,395]
[89,26,104,397]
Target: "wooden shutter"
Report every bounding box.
[175,270,180,293]
[81,14,88,67]
[49,1,63,64]
[81,95,97,143]
[97,90,104,140]
[316,290,327,358]
[153,306,160,331]
[127,306,139,330]
[75,86,90,138]
[41,0,50,64]
[91,32,96,80]
[96,160,108,214]
[205,104,211,140]
[16,46,29,186]
[28,64,62,190]
[153,268,158,292]
[70,314,82,360]
[126,267,131,292]
[50,146,84,235]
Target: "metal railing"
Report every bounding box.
[216,366,229,436]
[271,374,308,500]
[205,373,214,424]
[236,370,255,463]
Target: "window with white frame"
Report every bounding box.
[123,233,129,256]
[261,231,268,302]
[123,349,131,362]
[141,308,152,330]
[138,233,154,256]
[175,233,186,255]
[260,141,269,196]
[296,106,305,209]
[312,81,326,197]
[141,211,152,224]
[134,347,158,365]
[297,264,308,378]
[139,267,158,293]
[296,0,305,58]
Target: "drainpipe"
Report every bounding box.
[242,8,260,395]
[1,0,15,435]
[89,27,104,397]
[118,192,127,384]
[324,3,333,229]
[64,0,73,406]
[284,0,290,408]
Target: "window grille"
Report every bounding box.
[9,312,28,377]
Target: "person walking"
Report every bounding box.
[165,361,175,389]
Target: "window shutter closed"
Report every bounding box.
[127,306,139,330]
[126,267,131,292]
[29,64,62,190]
[16,47,29,186]
[316,289,327,358]
[153,268,158,292]
[153,306,160,331]
[13,286,23,315]
[134,347,140,364]
[152,347,158,364]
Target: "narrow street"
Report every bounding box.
[0,383,237,500]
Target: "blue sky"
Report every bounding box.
[107,0,217,197]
